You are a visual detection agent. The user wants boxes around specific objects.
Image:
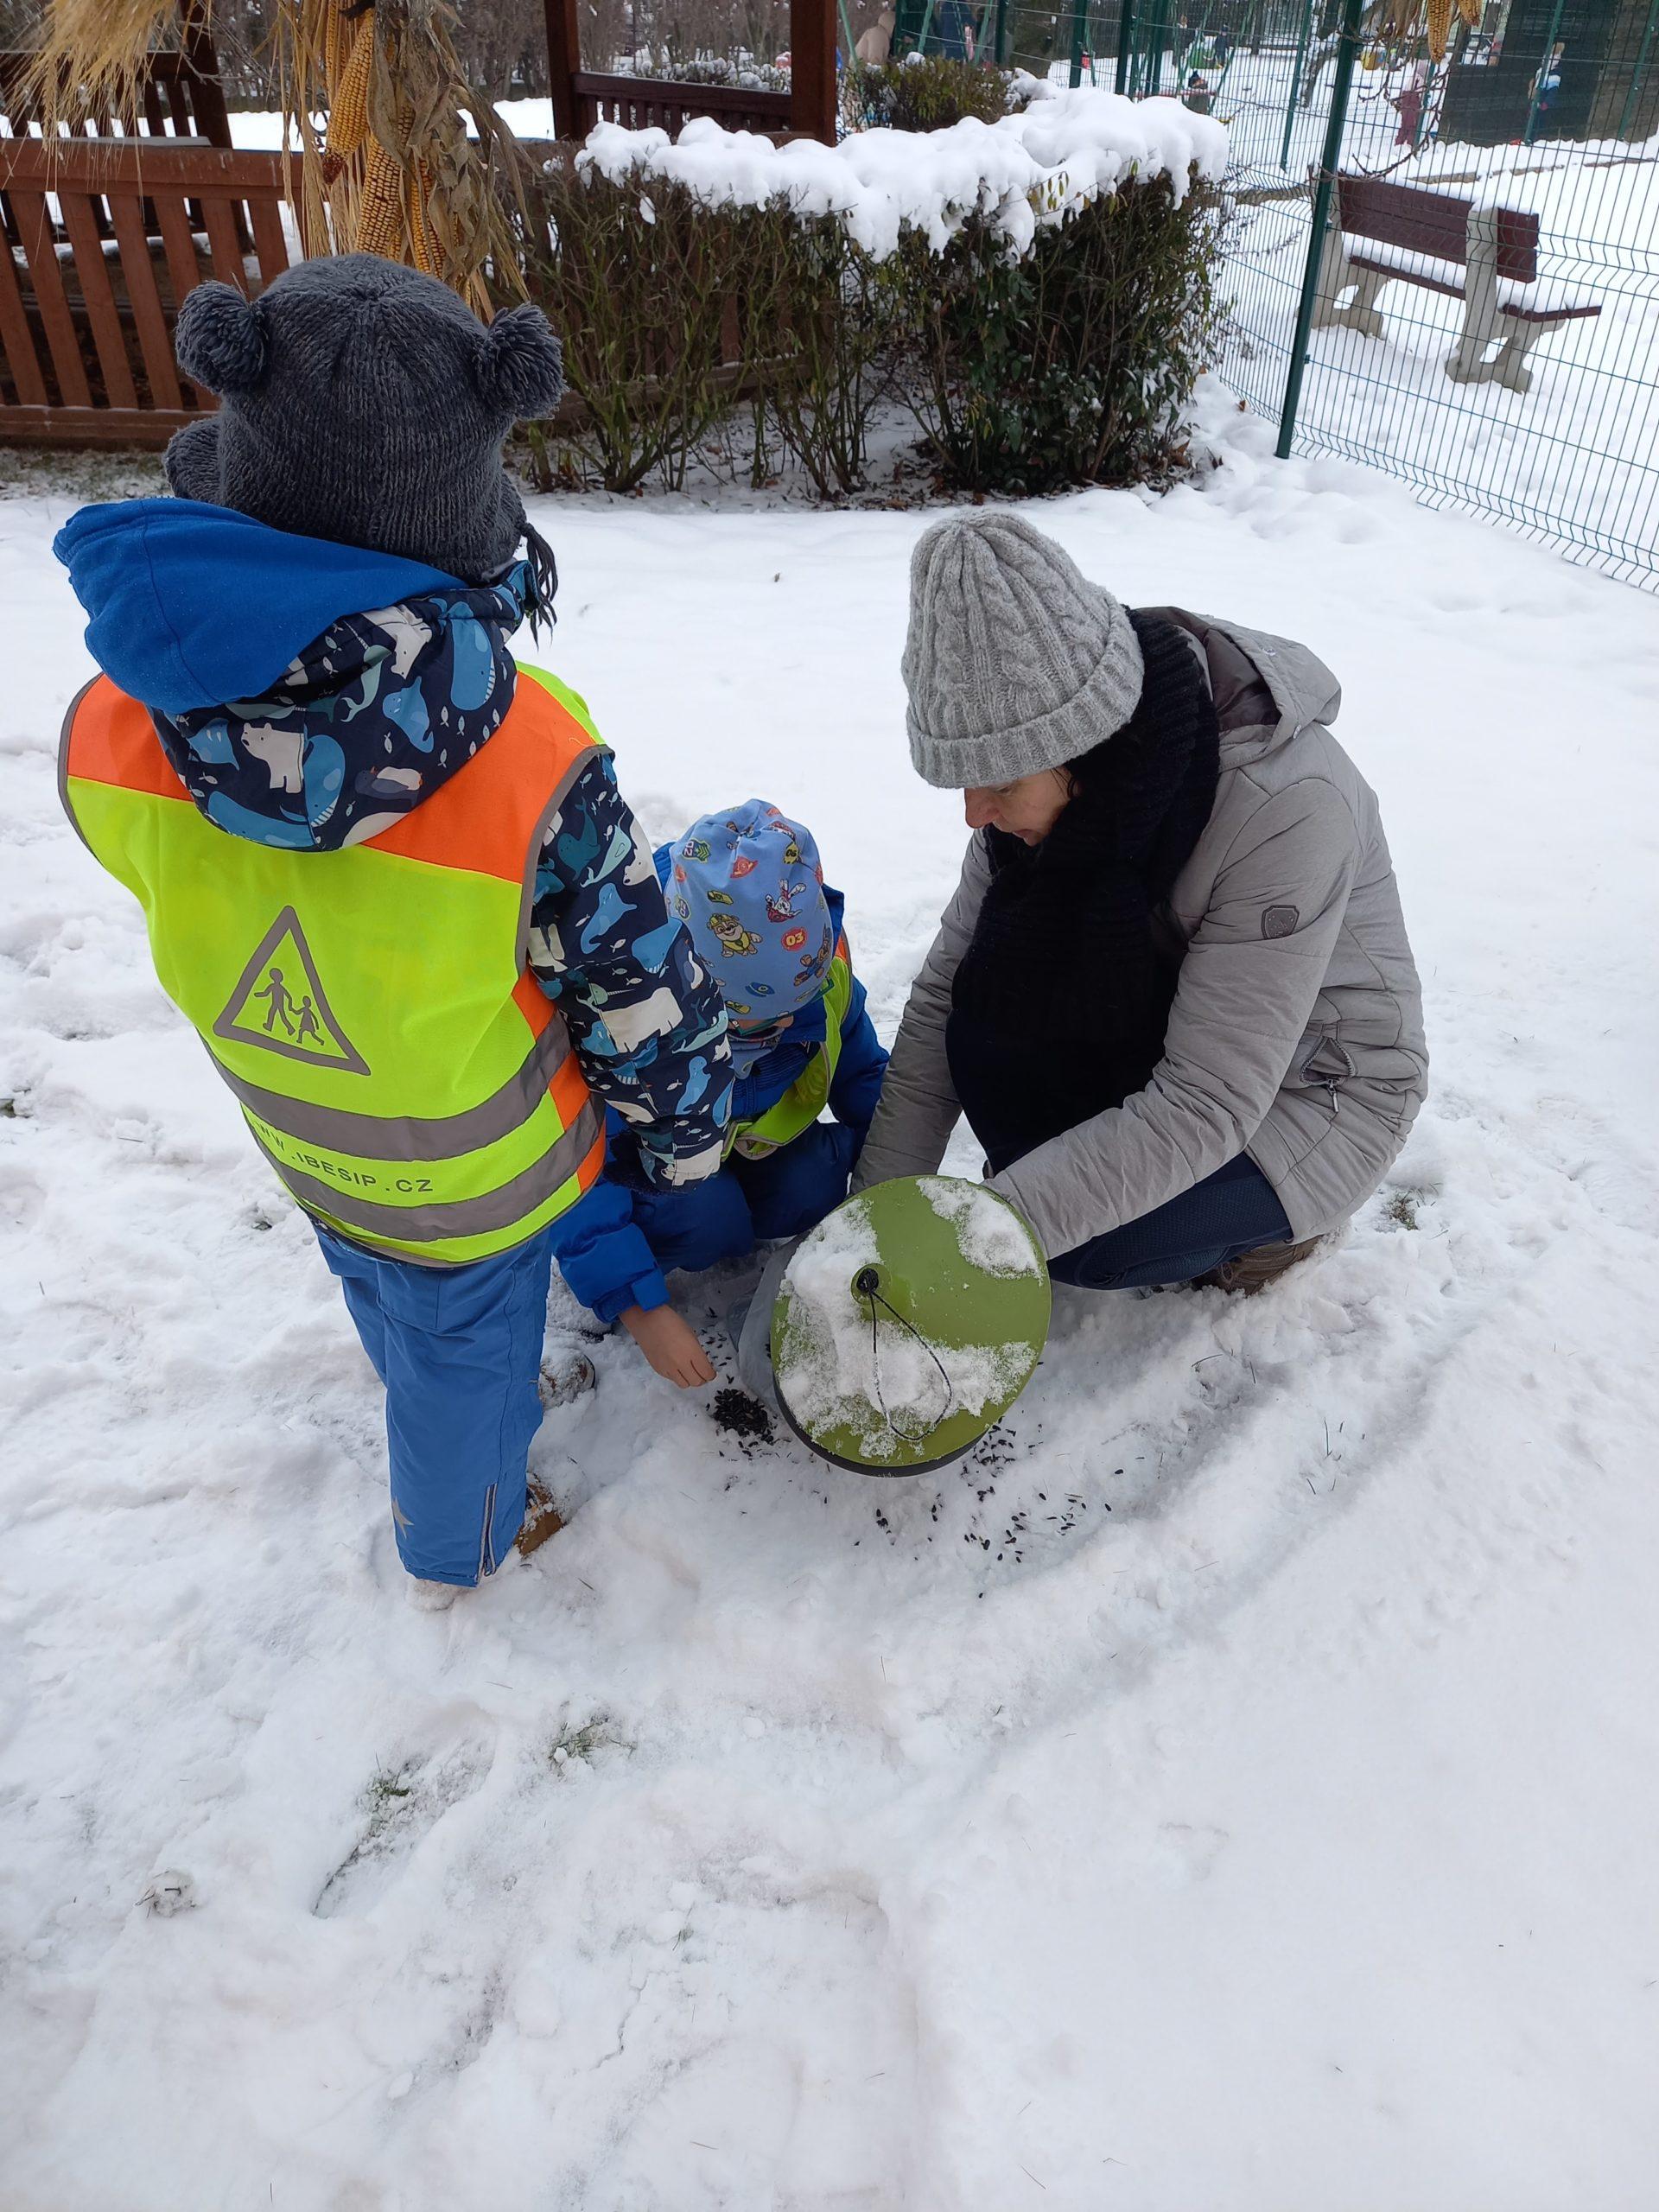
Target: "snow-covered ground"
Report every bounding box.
[4,391,1659,2209]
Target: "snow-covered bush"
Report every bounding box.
[527,176,747,493]
[646,54,791,93]
[899,174,1226,493]
[843,55,1020,136]
[525,91,1227,495]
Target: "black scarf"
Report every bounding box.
[945,610,1221,1177]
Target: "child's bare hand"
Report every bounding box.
[620,1304,716,1389]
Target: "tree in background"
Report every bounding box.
[601,0,793,68]
[449,0,552,95]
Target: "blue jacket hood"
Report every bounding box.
[54,499,463,717]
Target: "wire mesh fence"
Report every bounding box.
[1209,0,1659,588]
[970,3,1659,588]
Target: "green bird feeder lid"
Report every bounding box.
[771,1175,1052,1475]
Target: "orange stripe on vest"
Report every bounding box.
[63,670,594,887]
[63,676,193,805]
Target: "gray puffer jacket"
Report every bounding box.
[854,609,1428,1258]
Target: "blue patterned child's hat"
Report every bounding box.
[669,800,836,1028]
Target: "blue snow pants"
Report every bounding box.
[1048,1154,1294,1291]
[315,1220,556,1586]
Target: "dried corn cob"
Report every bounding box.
[407,163,437,275]
[356,135,404,259]
[323,0,348,94]
[1427,0,1452,60]
[327,10,375,161]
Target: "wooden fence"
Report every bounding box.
[0,137,297,447]
[0,41,232,149]
[564,73,793,138]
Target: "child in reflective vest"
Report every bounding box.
[549,800,887,1367]
[53,258,734,1599]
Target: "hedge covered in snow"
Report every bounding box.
[528,92,1229,499]
[577,92,1227,260]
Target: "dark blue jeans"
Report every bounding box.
[633,1122,857,1270]
[1049,1154,1293,1291]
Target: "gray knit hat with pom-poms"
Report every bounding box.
[162,255,564,588]
[901,514,1145,789]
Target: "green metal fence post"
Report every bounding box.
[992,0,1010,66]
[1617,0,1659,140]
[1280,0,1316,168]
[1275,0,1362,461]
[1069,0,1090,85]
[1522,0,1568,147]
[1115,0,1136,90]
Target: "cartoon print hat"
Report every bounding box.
[669,800,836,1023]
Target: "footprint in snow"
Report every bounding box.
[314,1740,491,1920]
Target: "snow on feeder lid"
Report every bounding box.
[771,1176,1051,1476]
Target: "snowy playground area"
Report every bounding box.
[3,388,1659,2207]
[1212,49,1659,578]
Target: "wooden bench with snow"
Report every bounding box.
[1311,172,1601,395]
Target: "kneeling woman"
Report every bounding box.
[855,517,1427,1291]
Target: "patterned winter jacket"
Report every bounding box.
[54,501,733,1189]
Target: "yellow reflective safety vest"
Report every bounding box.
[60,663,606,1268]
[724,942,853,1161]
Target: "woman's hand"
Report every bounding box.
[620,1303,716,1389]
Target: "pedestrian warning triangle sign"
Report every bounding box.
[213,906,370,1076]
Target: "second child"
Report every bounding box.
[550,801,887,1378]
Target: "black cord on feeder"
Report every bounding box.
[855,1267,954,1444]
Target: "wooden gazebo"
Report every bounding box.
[541,0,836,143]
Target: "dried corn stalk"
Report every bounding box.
[24,0,529,307]
[296,0,531,307]
[1375,0,1484,61]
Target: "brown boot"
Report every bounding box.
[1194,1236,1324,1295]
[515,1476,565,1559]
[538,1351,597,1409]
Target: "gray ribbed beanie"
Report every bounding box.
[902,514,1145,789]
[162,255,564,582]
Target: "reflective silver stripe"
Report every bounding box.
[516,743,601,964]
[264,1095,605,1245]
[213,1016,573,1161]
[57,677,103,854]
[478,1483,498,1580]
